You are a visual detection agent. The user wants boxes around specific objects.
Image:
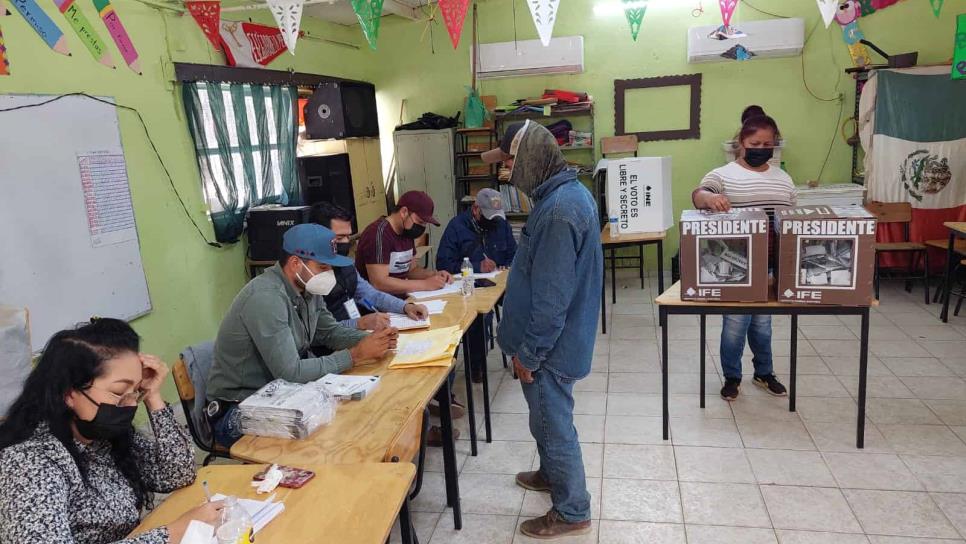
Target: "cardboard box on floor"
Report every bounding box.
[679,208,770,302]
[604,157,673,235]
[775,205,876,306]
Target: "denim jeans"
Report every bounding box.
[211,404,242,448]
[521,369,591,522]
[720,314,774,381]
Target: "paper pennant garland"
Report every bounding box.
[92,0,140,73]
[52,0,114,67]
[187,1,221,51]
[718,0,738,28]
[0,25,9,75]
[722,43,755,60]
[816,0,838,28]
[438,0,470,49]
[526,0,560,47]
[219,19,289,67]
[11,0,70,55]
[623,0,646,41]
[856,0,903,17]
[929,0,943,18]
[953,13,965,80]
[349,0,385,50]
[267,0,303,54]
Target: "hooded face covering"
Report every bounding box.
[507,121,569,198]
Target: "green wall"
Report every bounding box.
[0,3,377,399]
[370,0,959,264]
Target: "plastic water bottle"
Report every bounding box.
[216,496,254,544]
[461,258,474,297]
[609,216,619,238]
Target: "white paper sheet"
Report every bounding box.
[388,313,430,330]
[408,281,463,299]
[420,299,447,315]
[472,270,503,279]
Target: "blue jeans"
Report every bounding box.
[720,314,774,381]
[521,369,591,522]
[211,404,242,448]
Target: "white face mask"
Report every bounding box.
[299,262,337,296]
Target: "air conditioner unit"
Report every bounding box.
[476,36,584,79]
[687,18,804,63]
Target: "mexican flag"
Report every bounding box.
[859,66,966,267]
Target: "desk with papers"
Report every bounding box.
[132,463,418,544]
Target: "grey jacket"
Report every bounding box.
[207,264,368,402]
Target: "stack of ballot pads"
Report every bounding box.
[388,325,463,369]
[238,379,336,439]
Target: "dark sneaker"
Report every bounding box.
[754,374,788,397]
[721,378,741,401]
[519,510,592,540]
[515,470,552,492]
[426,425,460,448]
[428,397,466,420]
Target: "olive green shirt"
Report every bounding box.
[207,264,369,402]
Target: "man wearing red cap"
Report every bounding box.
[355,190,453,295]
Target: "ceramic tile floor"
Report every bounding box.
[390,270,966,544]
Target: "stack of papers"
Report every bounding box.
[473,271,502,279]
[408,281,463,299]
[238,380,335,439]
[389,313,430,330]
[318,374,380,401]
[211,493,285,535]
[388,326,463,369]
[795,184,866,208]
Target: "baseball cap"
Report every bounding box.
[475,188,506,220]
[282,223,354,267]
[397,190,440,226]
[481,121,529,164]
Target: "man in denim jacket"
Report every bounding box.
[483,121,603,539]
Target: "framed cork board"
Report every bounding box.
[614,74,702,142]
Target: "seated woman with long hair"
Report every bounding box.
[0,318,223,543]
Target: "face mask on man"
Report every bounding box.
[743,147,774,168]
[478,216,500,231]
[402,214,426,239]
[299,261,337,296]
[74,390,137,441]
[335,242,352,257]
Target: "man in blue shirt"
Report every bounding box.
[436,189,517,382]
[483,121,603,539]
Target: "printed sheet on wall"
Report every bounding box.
[0,94,152,351]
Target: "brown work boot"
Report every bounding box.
[515,470,552,492]
[519,510,591,539]
[428,398,466,420]
[426,425,460,447]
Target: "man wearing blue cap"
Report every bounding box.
[206,223,398,447]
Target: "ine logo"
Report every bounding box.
[644,185,652,207]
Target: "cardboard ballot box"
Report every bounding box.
[680,209,770,302]
[775,206,876,306]
[604,157,673,235]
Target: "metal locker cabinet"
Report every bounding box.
[392,128,456,229]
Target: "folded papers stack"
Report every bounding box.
[388,325,463,369]
[238,379,336,439]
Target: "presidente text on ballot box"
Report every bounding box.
[775,205,877,306]
[604,157,673,234]
[679,208,770,302]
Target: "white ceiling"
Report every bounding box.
[303,0,431,26]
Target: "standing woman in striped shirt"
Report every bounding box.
[692,109,796,401]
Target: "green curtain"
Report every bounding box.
[182,81,300,243]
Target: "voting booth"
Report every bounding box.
[604,157,674,235]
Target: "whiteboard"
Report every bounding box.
[0,94,151,351]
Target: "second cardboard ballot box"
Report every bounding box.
[680,209,770,302]
[775,206,877,306]
[604,157,673,235]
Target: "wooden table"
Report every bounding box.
[231,295,475,530]
[133,464,418,544]
[601,228,667,334]
[940,222,966,323]
[655,282,878,448]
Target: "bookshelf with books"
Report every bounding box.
[454,127,499,213]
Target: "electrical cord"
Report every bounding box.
[0,92,223,248]
[739,0,789,19]
[817,94,846,182]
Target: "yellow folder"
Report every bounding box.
[388,326,463,369]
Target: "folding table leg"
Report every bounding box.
[462,336,478,456]
[657,241,665,295]
[435,376,462,528]
[661,307,670,441]
[399,493,417,544]
[857,309,870,449]
[789,314,798,413]
[699,314,706,409]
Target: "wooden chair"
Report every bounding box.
[924,239,966,304]
[172,357,231,466]
[865,201,930,303]
[600,135,639,156]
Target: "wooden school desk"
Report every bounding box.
[230,295,474,530]
[133,464,418,544]
[600,227,666,334]
[939,223,966,322]
[655,282,878,449]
